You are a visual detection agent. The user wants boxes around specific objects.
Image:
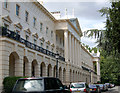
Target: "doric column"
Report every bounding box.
[64,30,69,62]
[77,40,79,65]
[78,42,80,65]
[72,37,75,64]
[69,33,72,63]
[71,36,74,63]
[97,61,100,81]
[75,39,76,65]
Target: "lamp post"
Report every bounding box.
[55,53,59,78]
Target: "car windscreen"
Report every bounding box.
[89,85,96,88]
[72,83,85,88]
[97,84,103,87]
[13,79,44,92]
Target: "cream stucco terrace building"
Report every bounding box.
[0,0,100,92]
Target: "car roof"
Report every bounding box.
[71,82,86,84]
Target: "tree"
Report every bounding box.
[84,2,120,85]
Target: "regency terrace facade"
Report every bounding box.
[0,0,100,92]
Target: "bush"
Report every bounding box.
[3,76,27,93]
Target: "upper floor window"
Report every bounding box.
[46,45,49,50]
[4,23,9,29]
[33,17,36,27]
[4,0,8,9]
[40,23,43,32]
[46,27,48,35]
[25,11,29,22]
[41,42,43,47]
[51,31,53,37]
[26,35,29,41]
[51,48,54,52]
[34,39,37,44]
[16,4,20,16]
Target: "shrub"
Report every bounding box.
[3,76,27,93]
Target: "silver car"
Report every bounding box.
[70,82,90,93]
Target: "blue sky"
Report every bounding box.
[38,0,111,47]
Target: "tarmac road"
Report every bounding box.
[102,86,120,93]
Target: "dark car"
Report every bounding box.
[89,84,100,93]
[96,84,106,92]
[12,77,71,93]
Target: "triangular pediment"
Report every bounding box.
[2,15,12,23]
[39,37,45,42]
[32,32,38,39]
[14,22,22,29]
[46,40,50,45]
[24,28,31,34]
[69,18,82,36]
[51,43,55,47]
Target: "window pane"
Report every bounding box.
[33,17,36,27]
[16,4,20,16]
[25,11,28,22]
[40,23,42,32]
[4,0,8,8]
[13,79,44,92]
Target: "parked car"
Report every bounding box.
[70,82,90,93]
[12,77,71,93]
[105,83,112,88]
[89,84,101,93]
[111,84,115,87]
[95,84,106,92]
[103,84,108,91]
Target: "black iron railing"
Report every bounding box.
[82,66,97,75]
[0,27,65,61]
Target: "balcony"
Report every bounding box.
[82,66,97,75]
[0,27,65,61]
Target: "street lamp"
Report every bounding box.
[55,53,59,78]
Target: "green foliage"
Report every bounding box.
[83,2,120,85]
[3,76,28,93]
[100,50,120,85]
[82,43,98,53]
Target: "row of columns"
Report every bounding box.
[64,30,81,66]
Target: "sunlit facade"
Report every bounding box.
[0,1,100,92]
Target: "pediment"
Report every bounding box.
[51,43,55,47]
[24,28,31,34]
[2,15,12,23]
[14,22,22,29]
[32,32,38,39]
[39,37,45,42]
[46,40,50,45]
[69,18,82,36]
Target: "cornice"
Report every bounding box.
[32,1,56,22]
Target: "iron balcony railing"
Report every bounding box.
[82,66,97,75]
[0,27,65,61]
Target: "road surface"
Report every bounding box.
[102,86,120,93]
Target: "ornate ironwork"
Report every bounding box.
[0,27,65,61]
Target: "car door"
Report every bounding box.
[45,78,70,93]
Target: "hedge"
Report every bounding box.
[3,76,28,93]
